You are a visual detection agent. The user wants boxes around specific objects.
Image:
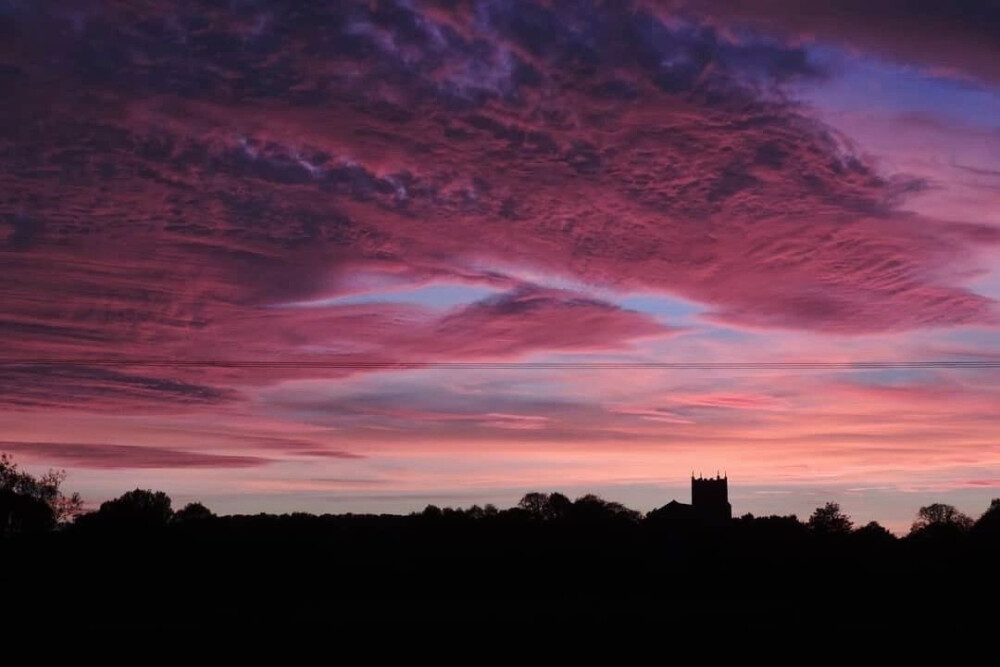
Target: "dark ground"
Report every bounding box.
[3,510,998,626]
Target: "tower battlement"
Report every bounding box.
[691,474,732,521]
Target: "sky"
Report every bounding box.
[1,1,999,532]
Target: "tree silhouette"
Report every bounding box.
[0,489,55,537]
[174,502,214,523]
[518,492,551,518]
[547,492,573,520]
[7,481,1000,623]
[852,520,896,545]
[807,502,854,536]
[910,503,973,538]
[972,498,1000,541]
[571,494,642,523]
[0,452,83,523]
[516,491,576,520]
[421,504,443,519]
[95,488,173,529]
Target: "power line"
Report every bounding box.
[1,360,998,370]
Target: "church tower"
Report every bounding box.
[691,474,732,521]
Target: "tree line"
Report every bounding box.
[4,451,1000,623]
[3,452,998,543]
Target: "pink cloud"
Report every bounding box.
[479,413,551,430]
[964,479,1000,488]
[669,392,784,409]
[0,286,674,408]
[1,1,994,386]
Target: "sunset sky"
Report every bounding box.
[2,1,999,532]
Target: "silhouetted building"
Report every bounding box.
[647,474,732,525]
[691,474,731,521]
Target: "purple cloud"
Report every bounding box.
[0,441,270,469]
[0,0,995,415]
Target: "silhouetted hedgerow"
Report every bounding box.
[2,460,999,624]
[2,493,1000,624]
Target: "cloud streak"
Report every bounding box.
[0,441,270,469]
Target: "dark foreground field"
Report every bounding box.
[4,505,999,625]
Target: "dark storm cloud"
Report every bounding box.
[668,0,1000,85]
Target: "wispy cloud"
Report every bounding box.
[0,441,270,469]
